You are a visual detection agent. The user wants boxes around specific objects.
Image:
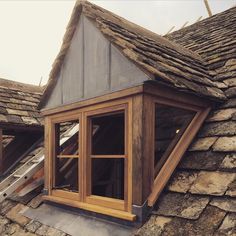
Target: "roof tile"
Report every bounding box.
[167,171,198,194]
[199,121,236,137]
[189,137,218,151]
[154,192,209,220]
[226,180,236,197]
[212,136,236,152]
[216,213,236,236]
[6,109,29,117]
[5,203,31,227]
[220,154,236,170]
[180,151,226,171]
[189,171,236,196]
[207,108,236,122]
[0,78,42,127]
[210,197,236,213]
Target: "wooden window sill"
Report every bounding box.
[43,195,136,221]
[86,195,125,211]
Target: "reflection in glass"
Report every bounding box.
[154,104,196,177]
[54,157,79,192]
[91,113,124,155]
[92,158,124,199]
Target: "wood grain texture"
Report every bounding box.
[142,95,155,202]
[43,195,136,221]
[46,97,133,216]
[131,95,143,205]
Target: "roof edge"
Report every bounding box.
[0,78,43,93]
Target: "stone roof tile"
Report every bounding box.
[0,78,43,128]
[153,192,209,220]
[189,171,236,196]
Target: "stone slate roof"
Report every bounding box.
[0,3,236,236]
[0,78,43,128]
[166,6,236,86]
[39,0,226,109]
[136,6,236,236]
[0,143,69,236]
[0,199,69,236]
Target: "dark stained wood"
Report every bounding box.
[143,82,212,108]
[131,95,143,205]
[142,95,155,202]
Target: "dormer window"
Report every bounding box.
[40,0,218,223]
[43,84,210,221]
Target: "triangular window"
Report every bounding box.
[154,104,196,178]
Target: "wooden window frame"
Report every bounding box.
[147,96,210,206]
[50,110,82,201]
[43,83,211,221]
[130,84,211,207]
[84,104,129,211]
[44,98,135,220]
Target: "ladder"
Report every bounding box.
[0,123,79,203]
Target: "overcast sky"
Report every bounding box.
[0,0,235,86]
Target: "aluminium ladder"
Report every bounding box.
[0,124,79,203]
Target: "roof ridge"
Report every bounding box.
[39,0,227,109]
[82,1,204,63]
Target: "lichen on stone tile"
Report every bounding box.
[217,213,236,236]
[213,136,236,152]
[134,216,172,236]
[180,151,225,171]
[210,197,236,213]
[189,171,236,196]
[6,203,31,227]
[167,171,198,193]
[154,192,209,220]
[189,137,218,151]
[207,108,236,122]
[220,154,236,170]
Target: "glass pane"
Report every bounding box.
[154,104,196,177]
[56,120,79,156]
[91,112,125,155]
[54,157,79,192]
[92,158,124,200]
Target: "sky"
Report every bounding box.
[0,0,235,86]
